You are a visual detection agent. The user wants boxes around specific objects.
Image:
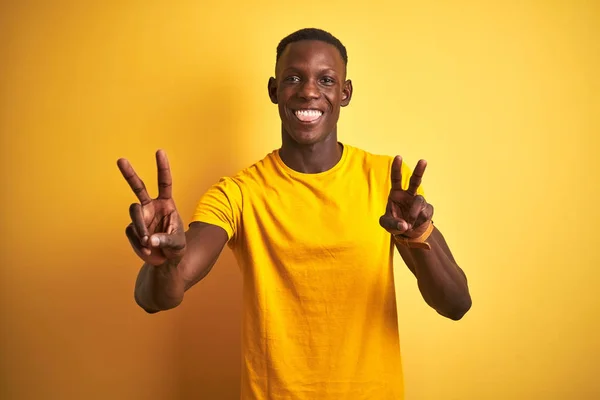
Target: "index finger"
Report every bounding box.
[156,149,172,200]
[391,155,404,190]
[407,159,427,196]
[117,158,152,205]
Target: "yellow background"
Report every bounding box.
[1,1,598,399]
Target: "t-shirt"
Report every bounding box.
[191,143,424,400]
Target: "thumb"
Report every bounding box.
[379,215,409,235]
[148,232,186,251]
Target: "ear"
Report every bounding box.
[341,79,353,107]
[267,77,278,104]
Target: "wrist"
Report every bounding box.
[394,221,434,250]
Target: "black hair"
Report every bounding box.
[276,28,348,66]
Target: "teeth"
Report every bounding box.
[296,109,322,116]
[295,109,323,122]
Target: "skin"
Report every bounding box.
[380,156,471,320]
[268,40,352,174]
[117,151,226,313]
[118,39,471,320]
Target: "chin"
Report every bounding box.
[286,128,330,145]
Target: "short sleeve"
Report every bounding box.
[190,177,242,242]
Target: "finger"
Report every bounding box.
[391,156,403,190]
[406,195,425,226]
[117,158,153,205]
[166,210,184,235]
[148,232,186,251]
[379,215,409,235]
[129,203,149,245]
[407,159,427,196]
[126,224,151,257]
[414,203,434,228]
[156,150,173,200]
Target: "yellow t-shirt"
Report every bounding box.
[191,143,424,400]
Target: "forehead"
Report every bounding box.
[276,40,345,75]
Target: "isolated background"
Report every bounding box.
[1,1,599,399]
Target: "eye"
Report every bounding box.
[284,76,301,83]
[320,76,335,85]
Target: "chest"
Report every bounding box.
[240,177,389,261]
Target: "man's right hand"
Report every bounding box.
[117,150,186,267]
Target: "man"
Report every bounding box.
[118,28,471,400]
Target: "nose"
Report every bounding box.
[297,79,320,100]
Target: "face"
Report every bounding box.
[268,40,353,145]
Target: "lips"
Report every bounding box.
[293,109,323,123]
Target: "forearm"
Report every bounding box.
[396,227,471,320]
[134,260,186,313]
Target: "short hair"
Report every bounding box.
[276,28,348,66]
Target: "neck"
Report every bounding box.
[279,130,343,174]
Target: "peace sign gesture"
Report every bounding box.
[379,156,434,239]
[117,150,186,266]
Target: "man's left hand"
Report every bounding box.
[379,156,434,238]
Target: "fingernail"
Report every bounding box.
[142,236,148,246]
[150,236,160,247]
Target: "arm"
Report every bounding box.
[134,222,229,313]
[118,150,235,314]
[395,226,471,320]
[380,155,472,321]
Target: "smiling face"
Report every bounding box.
[268,40,353,146]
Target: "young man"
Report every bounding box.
[118,28,471,400]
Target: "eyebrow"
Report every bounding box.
[280,66,339,75]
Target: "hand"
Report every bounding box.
[379,156,434,238]
[117,150,186,266]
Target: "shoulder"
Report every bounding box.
[344,144,424,193]
[223,149,280,190]
[345,144,420,173]
[192,151,278,219]
[344,144,395,171]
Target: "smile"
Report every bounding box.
[294,109,323,123]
